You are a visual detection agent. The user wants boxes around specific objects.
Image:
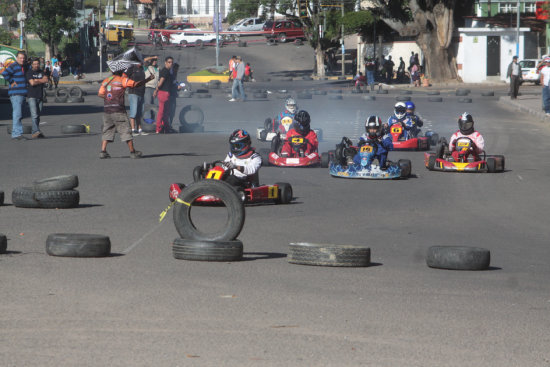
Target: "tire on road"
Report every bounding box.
[455,88,470,96]
[253,92,268,99]
[427,154,436,170]
[426,246,490,270]
[428,97,443,102]
[313,90,327,95]
[173,180,245,241]
[288,242,371,267]
[396,96,411,102]
[398,159,412,178]
[320,152,329,168]
[67,96,85,103]
[179,105,205,130]
[238,41,247,47]
[0,190,3,206]
[363,95,376,101]
[12,187,40,208]
[196,93,211,98]
[54,96,68,103]
[400,90,413,95]
[35,190,80,209]
[56,87,69,98]
[427,90,440,95]
[33,175,78,192]
[297,92,312,99]
[61,124,87,134]
[172,238,243,261]
[0,233,6,253]
[69,86,83,98]
[329,95,343,100]
[481,91,494,96]
[458,97,472,103]
[377,89,388,94]
[46,233,111,257]
[274,182,293,204]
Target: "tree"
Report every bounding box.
[227,0,262,25]
[367,0,473,82]
[25,0,76,61]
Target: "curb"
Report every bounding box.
[497,96,549,122]
[58,80,102,85]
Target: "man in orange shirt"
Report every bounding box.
[98,68,153,159]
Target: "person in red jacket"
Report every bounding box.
[280,110,318,157]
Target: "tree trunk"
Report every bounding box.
[45,43,53,62]
[417,30,456,82]
[315,44,325,77]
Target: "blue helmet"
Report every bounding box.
[405,101,415,114]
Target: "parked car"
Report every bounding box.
[101,20,134,44]
[151,22,196,43]
[228,17,265,32]
[263,19,305,43]
[519,59,541,85]
[170,29,217,47]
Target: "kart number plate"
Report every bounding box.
[360,145,373,153]
[286,158,300,164]
[206,170,223,180]
[268,186,278,199]
[391,126,402,134]
[457,141,470,147]
[291,137,304,144]
[281,117,293,126]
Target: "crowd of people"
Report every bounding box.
[228,55,254,102]
[357,51,422,89]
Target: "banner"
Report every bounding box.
[0,44,23,86]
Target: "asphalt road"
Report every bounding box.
[1,42,550,367]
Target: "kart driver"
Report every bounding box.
[404,101,423,138]
[354,115,393,170]
[223,129,262,188]
[280,110,319,157]
[449,112,485,162]
[273,97,298,133]
[387,102,410,131]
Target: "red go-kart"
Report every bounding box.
[259,133,329,167]
[388,123,438,151]
[169,161,293,204]
[424,137,505,173]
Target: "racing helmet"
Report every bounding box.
[458,112,474,135]
[293,110,311,135]
[365,115,383,138]
[405,101,415,114]
[285,97,298,114]
[394,102,407,119]
[229,129,252,156]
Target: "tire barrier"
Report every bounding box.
[297,92,312,99]
[427,90,440,95]
[426,246,490,270]
[455,88,470,96]
[179,104,205,133]
[69,86,83,98]
[67,97,85,103]
[458,97,472,103]
[172,238,243,261]
[61,124,87,134]
[46,233,111,257]
[288,242,371,267]
[428,97,443,102]
[0,233,6,253]
[33,175,78,192]
[328,95,343,100]
[395,96,411,102]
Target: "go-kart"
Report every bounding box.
[388,123,438,151]
[328,137,411,179]
[169,161,293,204]
[257,115,323,142]
[259,132,329,167]
[424,137,505,173]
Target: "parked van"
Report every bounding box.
[228,18,265,32]
[102,20,134,44]
[519,59,541,85]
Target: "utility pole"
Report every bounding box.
[516,0,520,56]
[99,0,103,78]
[341,0,344,76]
[215,0,219,67]
[18,0,24,49]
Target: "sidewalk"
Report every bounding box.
[497,93,549,122]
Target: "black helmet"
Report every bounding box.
[458,112,474,135]
[229,129,252,156]
[293,110,311,135]
[365,115,383,138]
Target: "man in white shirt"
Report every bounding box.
[539,57,550,116]
[506,56,521,99]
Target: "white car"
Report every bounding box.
[170,29,217,47]
[519,59,541,85]
[228,18,265,32]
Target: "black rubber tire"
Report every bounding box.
[274,182,292,204]
[192,166,204,182]
[197,94,211,98]
[173,180,245,241]
[69,86,83,98]
[45,89,55,97]
[271,135,282,154]
[208,80,221,88]
[455,88,470,96]
[396,96,411,102]
[313,90,327,95]
[259,130,268,141]
[195,39,204,48]
[277,32,287,43]
[398,159,412,178]
[434,141,445,159]
[35,190,80,209]
[0,233,6,253]
[429,97,443,102]
[427,154,436,170]
[33,175,78,192]
[142,122,156,133]
[320,152,329,168]
[0,190,3,206]
[259,148,271,166]
[264,117,273,131]
[61,124,87,134]
[302,76,313,81]
[172,238,243,261]
[377,89,388,94]
[178,91,192,98]
[400,90,413,95]
[268,38,278,46]
[12,187,40,208]
[429,133,439,147]
[329,89,342,94]
[363,95,376,101]
[458,98,472,103]
[67,96,84,103]
[253,92,268,99]
[56,87,69,98]
[288,242,371,267]
[46,233,111,257]
[54,96,68,103]
[427,90,440,95]
[297,92,312,99]
[238,41,247,47]
[426,246,490,270]
[481,91,495,96]
[179,105,205,128]
[7,125,32,135]
[486,157,496,173]
[329,95,343,100]
[195,89,209,93]
[490,155,505,172]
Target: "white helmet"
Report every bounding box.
[285,97,297,114]
[394,102,407,119]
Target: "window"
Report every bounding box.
[498,2,518,13]
[525,3,536,13]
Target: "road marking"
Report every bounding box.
[517,175,523,181]
[122,222,164,254]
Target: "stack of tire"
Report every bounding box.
[55,87,85,103]
[172,180,244,262]
[12,175,80,209]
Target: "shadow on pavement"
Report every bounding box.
[241,252,287,261]
[44,105,103,116]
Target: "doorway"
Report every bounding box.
[487,36,501,76]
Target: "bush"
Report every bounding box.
[0,28,14,46]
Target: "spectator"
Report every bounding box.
[25,58,49,139]
[539,57,550,116]
[97,67,153,158]
[44,60,52,88]
[506,55,521,100]
[414,53,420,69]
[144,57,159,105]
[408,51,415,71]
[126,62,147,135]
[229,56,246,102]
[411,63,420,87]
[353,71,366,89]
[51,55,58,68]
[384,56,394,84]
[365,57,376,91]
[228,55,236,81]
[244,62,254,82]
[153,56,175,133]
[51,62,61,89]
[169,62,184,130]
[397,57,406,80]
[1,51,28,140]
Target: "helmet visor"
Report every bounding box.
[286,104,297,113]
[461,121,473,131]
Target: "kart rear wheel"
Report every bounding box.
[398,159,412,178]
[492,155,505,172]
[434,141,445,159]
[335,144,345,165]
[193,166,204,182]
[320,152,329,168]
[427,154,436,170]
[428,133,439,146]
[259,130,268,141]
[275,182,292,204]
[264,117,273,131]
[271,135,282,155]
[417,138,429,151]
[328,150,336,163]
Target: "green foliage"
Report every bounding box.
[25,0,77,49]
[120,38,129,51]
[0,28,14,46]
[0,0,18,16]
[341,11,375,35]
[227,0,261,25]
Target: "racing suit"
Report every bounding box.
[387,114,410,138]
[273,109,296,133]
[280,129,318,157]
[404,113,423,138]
[449,130,485,162]
[353,133,393,169]
[223,150,262,188]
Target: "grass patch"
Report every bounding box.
[27,39,45,57]
[190,69,229,76]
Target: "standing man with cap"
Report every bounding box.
[507,56,521,100]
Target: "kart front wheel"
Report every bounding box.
[398,159,412,178]
[320,152,329,168]
[427,155,436,170]
[275,182,292,204]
